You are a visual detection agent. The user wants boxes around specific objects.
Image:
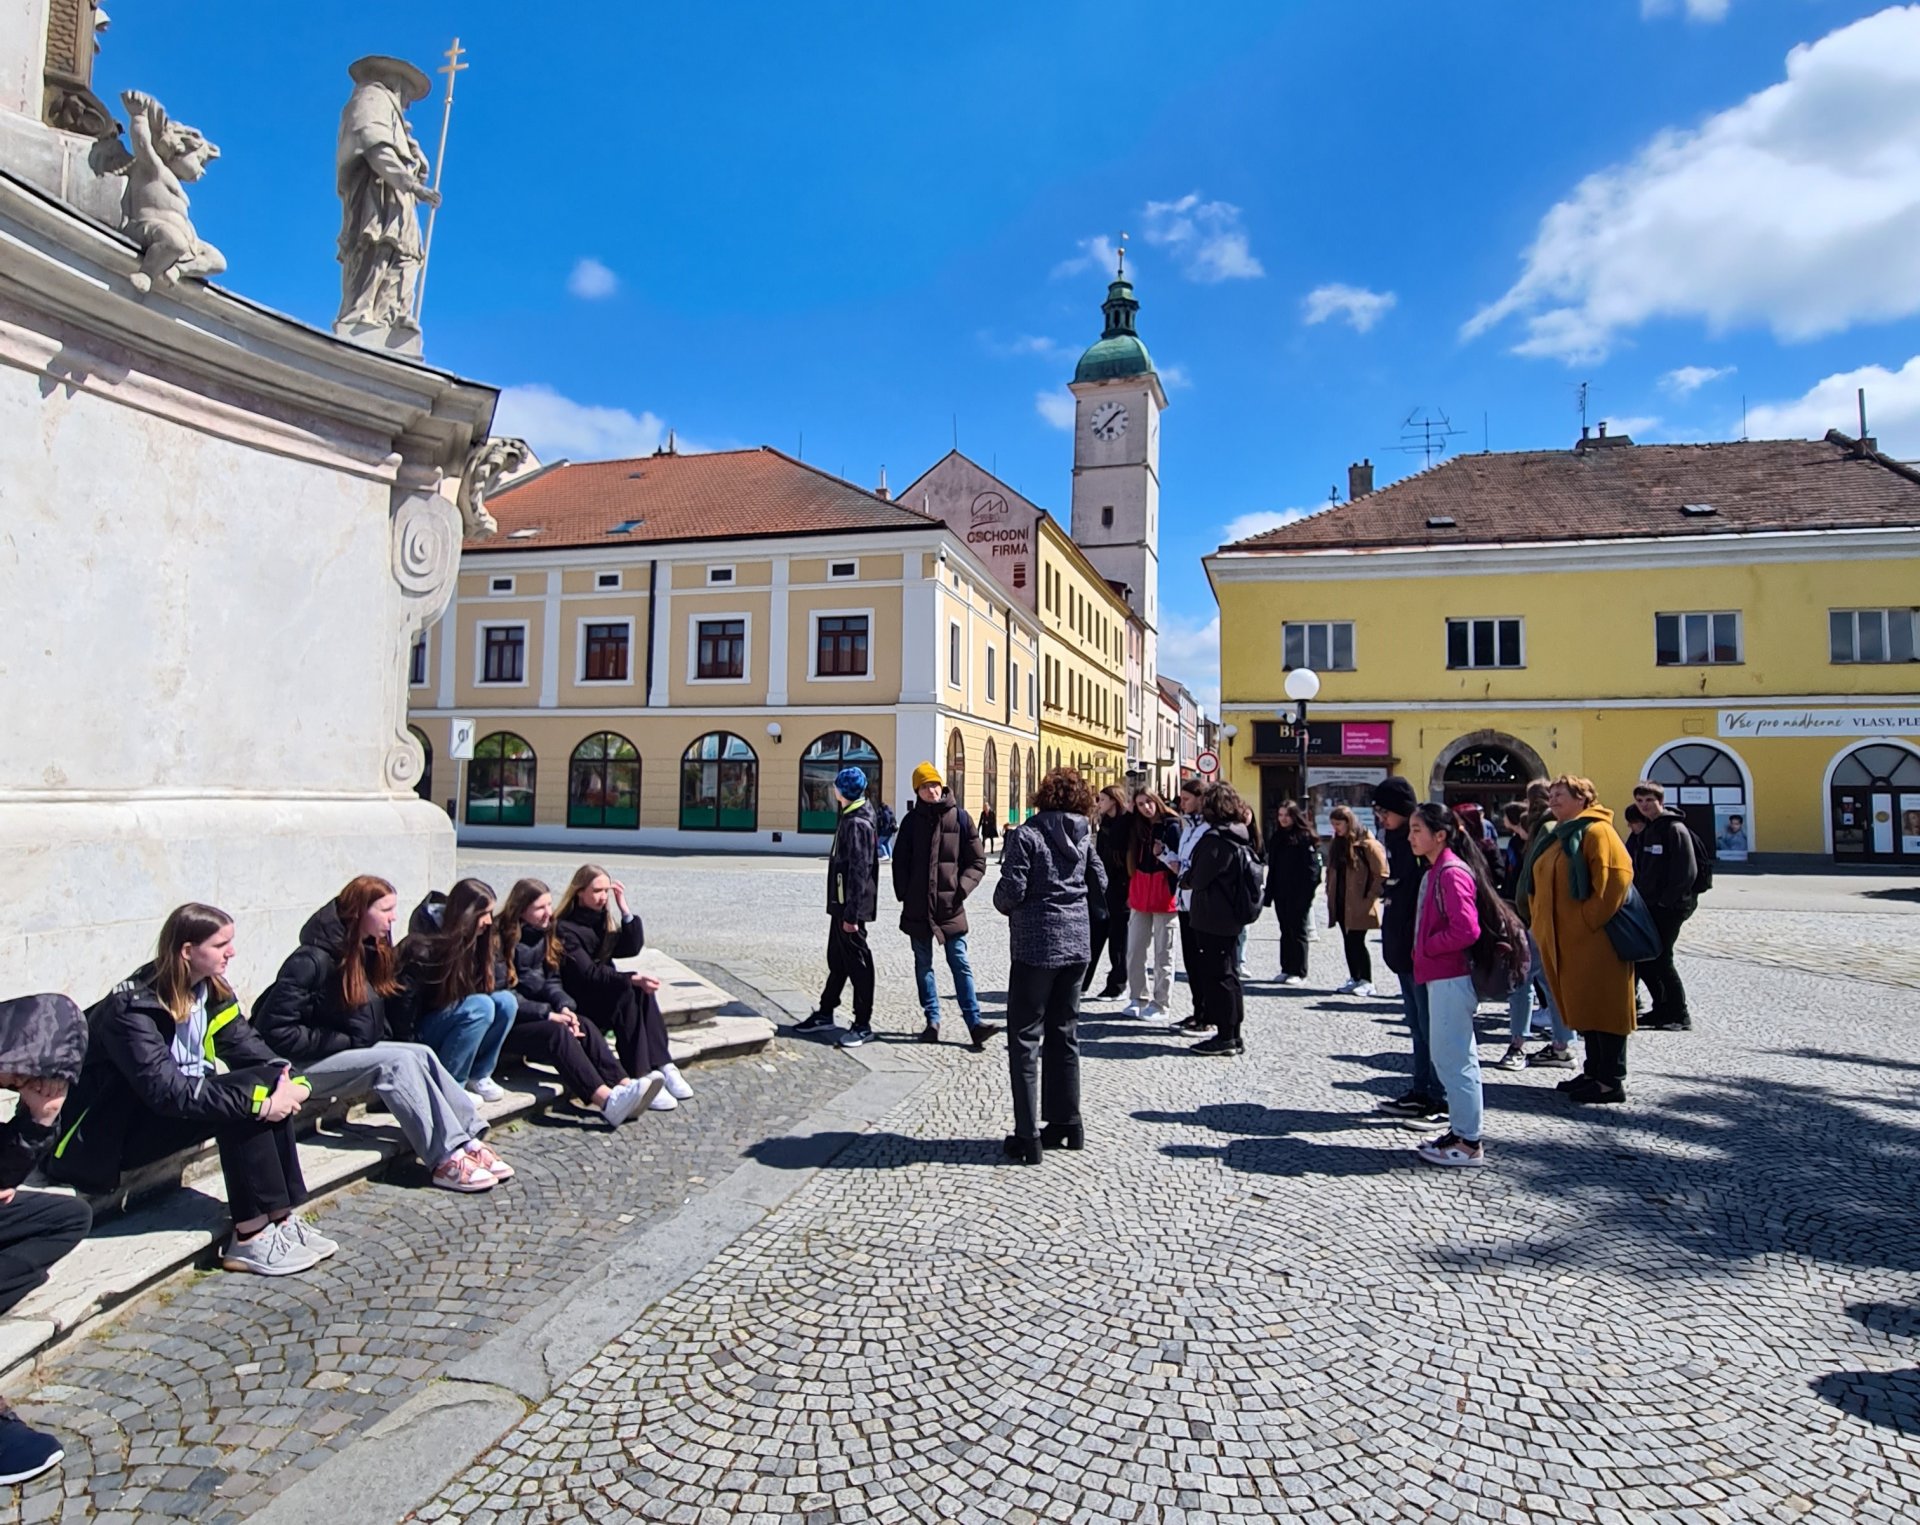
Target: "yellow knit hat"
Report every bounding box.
[911,761,944,792]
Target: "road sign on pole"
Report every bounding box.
[1196,749,1220,778]
[449,717,477,760]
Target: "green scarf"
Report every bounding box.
[1513,814,1593,925]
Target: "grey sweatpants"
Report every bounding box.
[297,1042,479,1168]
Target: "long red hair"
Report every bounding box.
[334,875,402,1009]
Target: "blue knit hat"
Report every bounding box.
[834,766,868,800]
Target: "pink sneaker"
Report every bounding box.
[431,1152,496,1193]
[465,1139,514,1181]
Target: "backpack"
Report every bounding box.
[1467,881,1531,1003]
[1686,823,1715,895]
[876,803,896,835]
[1222,839,1265,928]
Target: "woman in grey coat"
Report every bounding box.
[992,767,1107,1164]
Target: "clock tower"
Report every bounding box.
[1068,257,1166,641]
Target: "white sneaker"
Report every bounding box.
[601,1077,651,1127]
[1335,979,1359,995]
[640,1070,677,1110]
[282,1215,339,1260]
[466,1076,507,1103]
[221,1221,321,1275]
[1234,964,1252,981]
[1353,982,1375,998]
[1122,1001,1143,1018]
[1281,975,1305,987]
[660,1062,694,1101]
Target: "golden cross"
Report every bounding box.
[440,37,469,92]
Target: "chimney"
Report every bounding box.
[1348,458,1374,500]
[1597,421,1607,439]
[875,465,890,500]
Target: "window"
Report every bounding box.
[1007,747,1022,823]
[948,623,962,687]
[466,732,536,826]
[986,646,997,702]
[798,732,881,833]
[596,571,621,590]
[1011,660,1021,713]
[946,730,967,810]
[707,566,735,586]
[814,615,870,677]
[983,740,998,822]
[1656,611,1741,666]
[1101,506,1114,528]
[680,732,758,831]
[581,621,630,682]
[1282,620,1355,672]
[409,634,429,687]
[407,724,433,802]
[1446,617,1524,669]
[568,732,640,828]
[828,560,858,581]
[1028,670,1037,716]
[488,575,515,595]
[696,618,746,680]
[480,624,526,684]
[1830,608,1918,664]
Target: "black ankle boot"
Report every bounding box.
[1001,1134,1042,1165]
[1040,1122,1084,1151]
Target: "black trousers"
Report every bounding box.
[1637,905,1693,1023]
[1006,961,1083,1140]
[819,922,875,1026]
[503,1015,625,1103]
[1083,882,1129,991]
[0,1190,91,1316]
[1177,911,1209,1020]
[1340,928,1373,983]
[123,1108,306,1224]
[1274,901,1312,979]
[573,982,674,1077]
[1584,1030,1629,1084]
[1190,930,1245,1044]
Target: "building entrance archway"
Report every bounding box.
[1431,731,1547,813]
[1827,740,1920,864]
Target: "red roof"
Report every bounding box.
[473,447,939,550]
[1219,433,1920,553]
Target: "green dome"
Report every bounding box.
[1075,333,1155,383]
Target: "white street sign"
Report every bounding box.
[1196,749,1220,777]
[449,717,477,760]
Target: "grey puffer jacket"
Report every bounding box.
[993,810,1109,967]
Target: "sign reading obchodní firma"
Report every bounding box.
[1719,709,1920,739]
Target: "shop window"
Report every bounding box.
[1656,611,1741,666]
[1648,741,1750,860]
[568,732,640,829]
[1831,742,1920,864]
[680,732,758,831]
[467,732,536,826]
[798,732,881,833]
[1008,746,1022,821]
[983,739,999,822]
[946,730,967,810]
[1829,608,1918,664]
[1446,617,1524,669]
[1283,620,1355,672]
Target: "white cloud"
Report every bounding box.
[495,383,670,460]
[1465,8,1920,363]
[1052,234,1119,280]
[566,257,620,300]
[1221,506,1314,544]
[1643,0,1733,19]
[1747,354,1920,454]
[1159,363,1194,390]
[1600,414,1661,437]
[1660,364,1736,396]
[1158,612,1221,717]
[1302,283,1398,333]
[984,333,1068,361]
[1035,387,1077,431]
[1142,194,1264,282]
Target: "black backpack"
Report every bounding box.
[1222,839,1265,927]
[1687,823,1715,895]
[1470,892,1532,1003]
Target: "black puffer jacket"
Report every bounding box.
[1635,806,1700,913]
[0,994,88,1191]
[254,901,391,1063]
[892,793,986,940]
[1264,829,1323,913]
[1095,814,1132,903]
[50,967,291,1193]
[504,922,576,1026]
[1379,823,1427,976]
[1189,822,1261,937]
[551,902,645,1012]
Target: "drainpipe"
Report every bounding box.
[643,558,659,700]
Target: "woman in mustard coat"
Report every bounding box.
[1515,776,1636,1104]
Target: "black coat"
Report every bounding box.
[1264,831,1323,913]
[1095,814,1132,903]
[551,902,646,1014]
[891,793,986,940]
[1635,807,1700,912]
[505,923,576,1027]
[827,799,880,923]
[0,994,87,1191]
[1188,823,1260,937]
[50,968,290,1193]
[1379,823,1427,976]
[254,902,391,1064]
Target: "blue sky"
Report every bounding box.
[96,2,1920,709]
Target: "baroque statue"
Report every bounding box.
[94,90,226,293]
[456,438,531,540]
[334,55,439,353]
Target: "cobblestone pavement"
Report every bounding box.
[1686,907,1920,990]
[401,851,1920,1524]
[2,1016,855,1525]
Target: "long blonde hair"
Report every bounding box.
[152,903,235,1023]
[546,862,618,968]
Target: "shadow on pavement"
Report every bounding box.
[1811,1368,1919,1435]
[745,1131,1006,1170]
[1137,1101,1415,1178]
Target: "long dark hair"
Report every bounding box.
[1126,790,1173,875]
[1272,799,1315,847]
[496,877,551,990]
[333,874,401,1011]
[1411,801,1500,909]
[406,877,498,1010]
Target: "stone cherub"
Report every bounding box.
[335,55,439,347]
[455,437,531,540]
[96,90,225,293]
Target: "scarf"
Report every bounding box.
[1513,814,1593,925]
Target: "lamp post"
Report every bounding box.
[1221,723,1238,780]
[1284,667,1320,827]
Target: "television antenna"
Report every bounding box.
[1394,408,1465,470]
[1576,380,1590,432]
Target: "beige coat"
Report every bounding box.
[1530,806,1637,1036]
[1325,835,1389,931]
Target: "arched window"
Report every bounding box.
[1648,741,1751,858]
[681,732,758,831]
[1831,742,1920,863]
[569,732,641,829]
[1008,746,1022,823]
[1027,748,1037,814]
[468,732,536,826]
[983,740,999,824]
[799,732,882,833]
[408,724,433,803]
[946,729,967,812]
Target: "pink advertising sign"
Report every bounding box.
[1341,723,1392,757]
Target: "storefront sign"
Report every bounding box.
[1340,722,1392,757]
[1719,708,1920,739]
[1252,719,1392,759]
[1308,766,1388,788]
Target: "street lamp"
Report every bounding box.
[1284,667,1320,823]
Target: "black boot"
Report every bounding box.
[1002,1134,1042,1165]
[1040,1122,1085,1151]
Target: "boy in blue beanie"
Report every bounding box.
[793,767,880,1043]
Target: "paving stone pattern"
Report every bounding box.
[418,853,1920,1523]
[1,1027,854,1525]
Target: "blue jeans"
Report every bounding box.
[416,991,516,1085]
[1507,932,1573,1045]
[1399,977,1441,1101]
[1425,975,1485,1142]
[912,934,982,1029]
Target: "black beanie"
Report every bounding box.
[1372,775,1418,815]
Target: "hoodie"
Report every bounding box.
[993,810,1108,966]
[0,994,88,1190]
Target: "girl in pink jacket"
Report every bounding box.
[1408,804,1487,1167]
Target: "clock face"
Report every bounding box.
[1089,401,1129,442]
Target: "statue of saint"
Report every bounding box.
[334,55,439,349]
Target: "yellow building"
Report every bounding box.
[407,447,1040,849]
[1207,431,1920,865]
